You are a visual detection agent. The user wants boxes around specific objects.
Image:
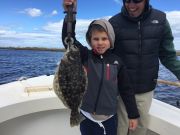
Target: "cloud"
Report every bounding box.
[43,21,62,33]
[21,8,43,17]
[166,11,180,50]
[51,10,58,16]
[166,11,180,36]
[0,30,10,35]
[1,11,180,49]
[0,18,92,48]
[0,27,60,48]
[42,19,92,47]
[113,0,122,4]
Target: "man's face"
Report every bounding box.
[125,0,146,17]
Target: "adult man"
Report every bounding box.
[109,0,180,135]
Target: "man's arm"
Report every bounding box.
[159,19,180,80]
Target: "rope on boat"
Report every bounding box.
[155,79,180,107]
[155,79,180,87]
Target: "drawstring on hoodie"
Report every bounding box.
[99,122,106,135]
[81,110,108,135]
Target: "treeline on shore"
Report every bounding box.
[177,50,180,56]
[1,47,180,55]
[0,47,65,52]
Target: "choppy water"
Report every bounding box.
[0,49,180,108]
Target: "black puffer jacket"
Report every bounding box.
[62,19,140,119]
[109,5,180,93]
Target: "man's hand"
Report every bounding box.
[129,119,138,131]
[63,0,77,12]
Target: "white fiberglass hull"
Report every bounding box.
[0,75,180,135]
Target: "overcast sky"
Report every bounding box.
[0,0,180,50]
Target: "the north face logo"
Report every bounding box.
[114,60,119,65]
[151,20,159,24]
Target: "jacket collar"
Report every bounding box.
[92,49,112,58]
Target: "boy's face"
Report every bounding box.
[90,30,110,54]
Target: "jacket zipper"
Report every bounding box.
[93,55,104,114]
[138,21,142,83]
[138,21,142,55]
[106,64,110,80]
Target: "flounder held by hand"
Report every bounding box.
[53,45,87,127]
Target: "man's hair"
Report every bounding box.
[86,24,106,44]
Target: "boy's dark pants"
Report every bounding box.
[80,115,117,135]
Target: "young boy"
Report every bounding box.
[62,1,140,135]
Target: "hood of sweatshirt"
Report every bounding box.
[86,19,115,49]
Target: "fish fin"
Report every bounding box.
[70,109,80,127]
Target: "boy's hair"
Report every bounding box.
[86,24,106,43]
[86,19,115,49]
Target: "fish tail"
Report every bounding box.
[70,109,80,127]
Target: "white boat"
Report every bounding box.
[0,75,180,135]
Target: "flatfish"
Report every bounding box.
[53,44,87,127]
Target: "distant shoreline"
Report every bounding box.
[0,47,65,52]
[0,47,180,55]
[177,51,180,56]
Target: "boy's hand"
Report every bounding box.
[129,119,138,131]
[63,0,77,12]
